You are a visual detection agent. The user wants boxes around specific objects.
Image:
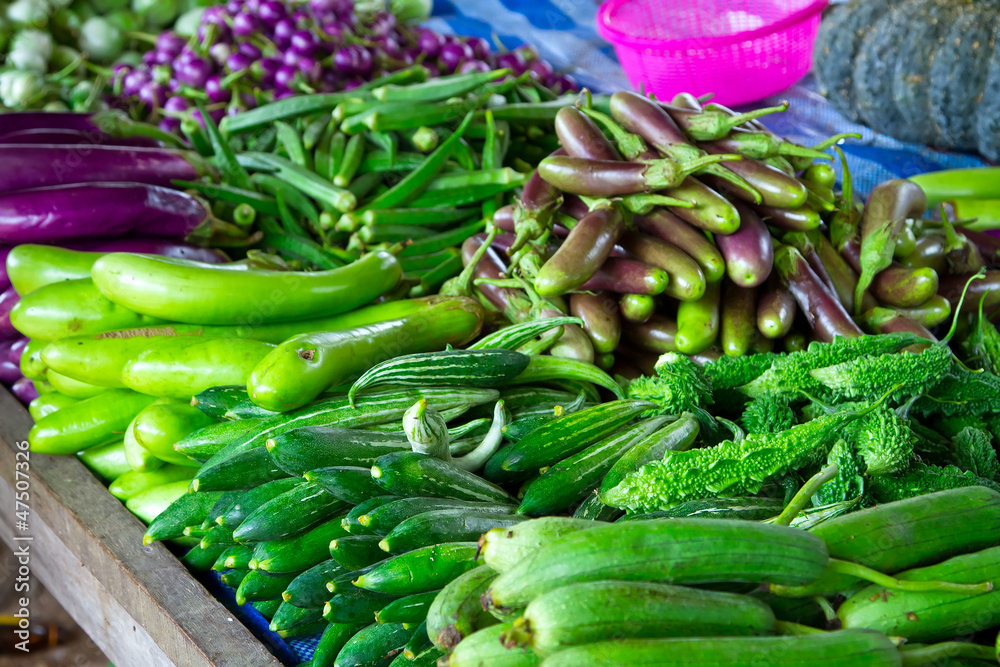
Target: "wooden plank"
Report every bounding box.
[0,388,283,667]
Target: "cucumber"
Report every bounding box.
[78,440,130,482]
[343,496,402,534]
[401,620,433,660]
[251,516,350,573]
[191,385,278,420]
[283,559,344,609]
[374,590,439,625]
[324,588,397,624]
[619,497,786,522]
[443,623,539,667]
[268,428,410,476]
[184,526,209,540]
[379,510,524,554]
[810,487,1000,592]
[389,646,443,667]
[478,517,602,573]
[269,601,326,638]
[330,535,388,570]
[108,465,196,501]
[517,417,669,516]
[506,581,776,657]
[572,493,623,522]
[427,565,499,651]
[484,519,829,616]
[538,629,901,667]
[600,412,700,492]
[125,480,193,524]
[305,466,386,504]
[219,569,248,588]
[334,622,412,667]
[348,349,530,405]
[312,623,366,667]
[200,524,236,548]
[235,568,300,605]
[354,542,481,596]
[497,400,655,473]
[251,599,282,621]
[234,482,347,543]
[192,445,291,492]
[501,415,556,444]
[216,545,253,571]
[215,477,303,528]
[358,497,518,536]
[200,490,242,529]
[182,544,227,572]
[371,452,516,505]
[143,490,224,544]
[174,418,265,461]
[839,544,1000,643]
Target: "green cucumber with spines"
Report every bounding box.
[323,587,397,624]
[389,646,443,667]
[312,622,366,667]
[219,569,248,588]
[282,559,344,609]
[213,545,253,571]
[371,453,516,505]
[517,416,670,517]
[401,620,433,659]
[251,516,349,573]
[484,519,829,616]
[251,599,282,620]
[334,622,413,667]
[182,544,226,572]
[305,466,386,504]
[200,491,242,530]
[343,496,402,534]
[143,490,223,545]
[359,497,518,536]
[374,590,439,625]
[269,601,326,638]
[330,534,388,570]
[497,400,656,473]
[442,623,539,667]
[379,510,524,553]
[235,569,300,605]
[183,525,209,540]
[174,418,266,461]
[234,482,347,543]
[267,429,410,476]
[426,565,499,652]
[215,478,304,528]
[200,524,236,548]
[191,446,290,492]
[348,349,530,405]
[353,542,480,596]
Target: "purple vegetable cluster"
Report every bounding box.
[113,0,577,132]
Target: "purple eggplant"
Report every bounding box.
[0,111,100,134]
[8,337,27,365]
[0,287,19,340]
[0,128,161,147]
[774,244,863,342]
[958,227,1000,265]
[840,240,936,309]
[560,196,591,220]
[608,91,761,203]
[534,203,626,297]
[541,305,595,363]
[861,179,928,243]
[0,359,19,384]
[510,147,565,253]
[756,278,797,340]
[635,209,725,283]
[10,377,37,403]
[619,231,707,302]
[0,244,10,291]
[619,294,656,324]
[862,306,937,344]
[703,128,832,161]
[62,237,229,263]
[939,272,1000,313]
[753,204,821,232]
[623,314,679,355]
[555,107,622,161]
[580,258,669,295]
[699,145,807,208]
[537,154,731,198]
[715,202,773,288]
[0,183,213,243]
[0,144,213,193]
[569,291,621,354]
[662,102,789,141]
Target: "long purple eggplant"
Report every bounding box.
[581,258,669,295]
[715,202,773,288]
[0,128,161,147]
[10,376,36,403]
[537,154,730,198]
[0,144,213,193]
[635,209,725,283]
[0,360,20,384]
[608,91,761,203]
[699,144,807,208]
[8,337,27,366]
[510,147,564,253]
[662,102,789,141]
[862,307,937,344]
[534,203,626,297]
[618,231,706,302]
[0,287,19,340]
[756,278,797,339]
[958,227,1000,265]
[0,183,213,243]
[861,179,928,242]
[622,314,679,355]
[774,244,863,342]
[940,271,1000,313]
[0,245,10,291]
[0,111,100,134]
[703,128,832,161]
[62,237,229,263]
[555,107,621,161]
[753,204,821,232]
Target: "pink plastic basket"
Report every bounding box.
[597,0,828,106]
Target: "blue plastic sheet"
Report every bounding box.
[217,2,993,663]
